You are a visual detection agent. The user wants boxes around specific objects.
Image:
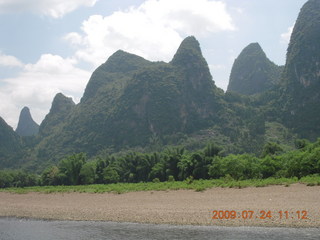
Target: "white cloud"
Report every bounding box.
[65,0,235,67]
[0,52,24,67]
[234,7,244,15]
[281,25,294,44]
[0,54,91,128]
[0,0,98,18]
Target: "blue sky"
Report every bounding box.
[0,0,307,128]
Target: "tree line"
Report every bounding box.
[1,139,320,188]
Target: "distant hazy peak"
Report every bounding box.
[21,106,31,115]
[227,42,281,95]
[15,106,39,136]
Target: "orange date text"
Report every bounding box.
[212,210,309,220]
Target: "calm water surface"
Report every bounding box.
[0,218,320,240]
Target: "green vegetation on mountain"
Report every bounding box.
[15,107,39,137]
[227,43,282,95]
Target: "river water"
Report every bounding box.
[0,218,320,240]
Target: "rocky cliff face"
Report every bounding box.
[227,43,282,95]
[15,107,39,137]
[283,0,320,89]
[0,117,23,167]
[281,0,320,139]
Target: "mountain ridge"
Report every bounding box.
[32,36,224,162]
[1,0,320,170]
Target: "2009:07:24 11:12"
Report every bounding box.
[212,210,309,220]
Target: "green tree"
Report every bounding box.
[300,147,320,177]
[178,154,193,180]
[204,143,222,158]
[219,154,246,180]
[259,155,280,178]
[208,156,223,179]
[41,166,60,186]
[95,156,110,184]
[294,139,310,149]
[164,147,184,180]
[58,153,86,185]
[191,152,208,179]
[80,161,96,185]
[103,166,120,183]
[150,161,166,181]
[0,170,14,188]
[261,142,283,158]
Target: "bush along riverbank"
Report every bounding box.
[1,139,320,192]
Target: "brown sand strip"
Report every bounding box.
[0,183,319,227]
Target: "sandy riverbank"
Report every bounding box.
[0,183,319,227]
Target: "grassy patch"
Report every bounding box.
[1,175,320,194]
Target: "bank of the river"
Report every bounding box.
[0,183,319,227]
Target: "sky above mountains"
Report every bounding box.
[0,0,306,128]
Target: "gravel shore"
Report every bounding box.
[0,183,319,227]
